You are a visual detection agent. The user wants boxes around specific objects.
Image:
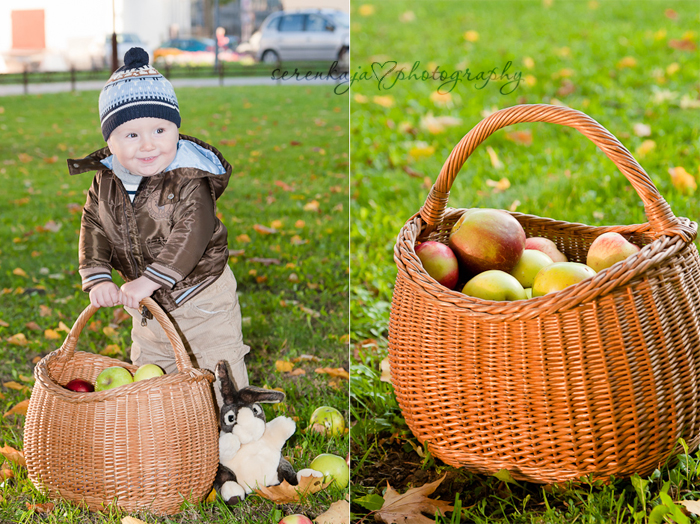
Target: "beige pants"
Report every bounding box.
[125,265,250,409]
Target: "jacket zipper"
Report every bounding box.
[119,180,150,325]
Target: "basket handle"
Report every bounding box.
[419,104,695,242]
[58,297,195,373]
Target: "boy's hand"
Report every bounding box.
[89,281,123,308]
[120,276,162,309]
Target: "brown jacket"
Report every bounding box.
[69,135,232,312]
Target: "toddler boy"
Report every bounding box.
[68,48,249,405]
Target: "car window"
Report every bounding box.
[279,14,305,32]
[327,12,349,28]
[265,16,281,31]
[306,14,330,32]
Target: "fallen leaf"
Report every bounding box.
[270,219,284,229]
[380,357,392,383]
[486,178,511,193]
[12,268,28,278]
[254,473,331,503]
[289,273,300,282]
[669,166,697,194]
[39,305,52,317]
[408,143,435,161]
[429,92,452,105]
[315,499,351,524]
[375,475,454,524]
[42,220,62,233]
[299,306,321,318]
[635,139,656,158]
[7,334,27,346]
[420,114,462,135]
[19,374,33,383]
[0,319,8,327]
[290,235,308,246]
[276,360,295,373]
[24,321,40,331]
[18,153,33,163]
[485,146,504,169]
[293,354,321,363]
[633,123,652,137]
[373,95,395,108]
[505,130,533,146]
[289,368,306,376]
[44,328,61,340]
[0,445,27,467]
[236,234,251,244]
[399,10,416,22]
[254,224,278,235]
[665,8,678,19]
[3,381,27,391]
[678,500,700,515]
[26,503,55,514]
[303,200,320,212]
[617,56,637,69]
[32,356,41,364]
[256,275,268,284]
[358,4,375,16]
[1,469,13,480]
[669,39,697,51]
[57,321,70,333]
[4,399,30,417]
[102,326,118,338]
[249,257,281,266]
[315,367,350,380]
[463,30,479,42]
[100,344,122,356]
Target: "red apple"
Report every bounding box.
[448,209,526,275]
[586,232,640,272]
[415,241,459,289]
[64,378,95,392]
[279,516,313,524]
[524,237,568,263]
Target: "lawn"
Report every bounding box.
[349,0,700,522]
[0,84,349,523]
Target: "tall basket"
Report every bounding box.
[388,104,700,483]
[24,297,219,514]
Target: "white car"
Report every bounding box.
[241,9,349,69]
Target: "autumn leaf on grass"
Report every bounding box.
[505,130,533,146]
[315,367,349,380]
[678,500,700,515]
[485,146,504,169]
[633,123,652,137]
[408,142,435,161]
[669,166,697,194]
[635,140,656,158]
[486,178,510,193]
[4,381,29,392]
[419,114,461,135]
[254,474,331,503]
[1,468,13,480]
[13,268,28,278]
[373,95,395,108]
[254,224,278,235]
[375,475,453,524]
[4,399,30,417]
[293,354,321,363]
[617,56,637,69]
[304,200,320,212]
[276,360,294,373]
[7,334,27,346]
[57,321,70,333]
[236,234,251,244]
[44,328,61,340]
[315,499,351,524]
[100,344,122,357]
[102,326,118,338]
[26,503,55,514]
[380,356,392,383]
[122,517,149,524]
[0,445,27,467]
[299,305,321,318]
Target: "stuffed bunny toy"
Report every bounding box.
[213,360,320,504]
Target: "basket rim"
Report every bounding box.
[395,207,698,321]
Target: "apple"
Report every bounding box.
[524,288,532,299]
[414,241,459,289]
[94,366,133,392]
[448,208,526,275]
[309,453,349,489]
[586,232,640,273]
[524,237,568,263]
[462,270,527,301]
[532,262,597,297]
[64,378,94,392]
[510,250,554,288]
[133,364,165,382]
[279,516,313,524]
[308,406,345,437]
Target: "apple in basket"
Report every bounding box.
[414,241,459,289]
[133,364,165,382]
[525,237,568,263]
[279,516,313,524]
[309,453,350,489]
[94,366,133,391]
[532,262,597,297]
[64,378,95,392]
[462,270,527,301]
[448,208,526,275]
[586,232,640,273]
[510,249,554,289]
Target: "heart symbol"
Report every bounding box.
[371,61,398,87]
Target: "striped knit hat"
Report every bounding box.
[98,47,180,141]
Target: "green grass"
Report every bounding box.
[0,84,349,522]
[350,0,700,522]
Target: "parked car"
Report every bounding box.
[154,38,239,65]
[239,9,349,69]
[92,33,152,69]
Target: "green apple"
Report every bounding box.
[524,237,568,263]
[309,453,349,489]
[510,249,554,288]
[532,262,597,297]
[133,364,165,382]
[586,232,640,272]
[462,270,527,301]
[94,366,133,391]
[308,406,345,437]
[524,288,532,299]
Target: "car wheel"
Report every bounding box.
[337,47,349,72]
[261,50,280,64]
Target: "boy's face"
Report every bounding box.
[107,118,179,177]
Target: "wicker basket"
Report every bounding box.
[24,297,219,514]
[389,104,700,484]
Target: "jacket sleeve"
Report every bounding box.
[78,175,114,291]
[142,179,216,289]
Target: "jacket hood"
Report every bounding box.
[67,134,232,200]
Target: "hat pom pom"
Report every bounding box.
[124,47,149,69]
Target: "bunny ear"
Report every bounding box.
[216,360,239,405]
[239,386,286,404]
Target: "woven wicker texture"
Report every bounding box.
[24,297,219,514]
[389,104,700,483]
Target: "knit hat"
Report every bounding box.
[98,47,180,141]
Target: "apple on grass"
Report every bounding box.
[532,262,597,297]
[525,237,568,263]
[308,406,345,437]
[448,208,526,274]
[510,249,554,288]
[279,516,313,524]
[64,379,94,392]
[94,366,133,392]
[586,232,640,272]
[309,453,349,489]
[133,364,165,382]
[462,270,527,301]
[414,241,459,289]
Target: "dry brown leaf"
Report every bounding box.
[44,328,61,340]
[24,321,40,331]
[4,400,30,417]
[299,306,321,318]
[375,475,453,524]
[236,234,251,244]
[122,517,149,524]
[315,499,351,524]
[19,374,33,383]
[276,360,295,373]
[1,468,13,480]
[304,200,321,212]
[13,267,28,278]
[275,180,294,191]
[380,357,392,383]
[505,130,533,146]
[0,445,27,467]
[486,178,511,193]
[254,474,331,503]
[315,367,350,380]
[0,319,8,327]
[678,500,700,515]
[485,146,503,169]
[289,368,306,376]
[7,333,28,346]
[39,305,53,318]
[26,502,55,514]
[249,257,281,266]
[57,321,70,333]
[292,354,321,363]
[669,39,697,51]
[112,309,131,325]
[3,381,28,391]
[100,344,122,356]
[669,166,697,194]
[253,224,278,235]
